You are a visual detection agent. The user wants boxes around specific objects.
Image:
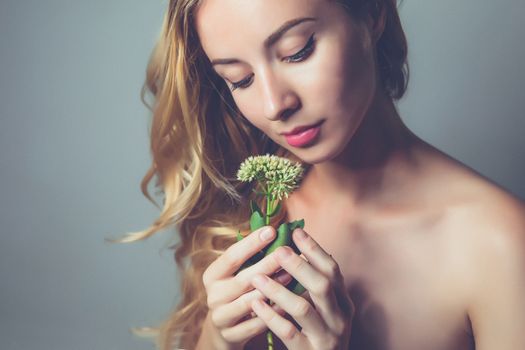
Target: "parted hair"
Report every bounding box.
[120,0,408,348]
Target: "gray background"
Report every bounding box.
[0,0,523,349]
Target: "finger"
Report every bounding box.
[274,244,344,333]
[292,229,349,304]
[251,274,326,336]
[272,269,294,286]
[236,249,286,282]
[236,252,291,285]
[221,318,264,344]
[241,302,287,322]
[294,229,353,326]
[211,274,293,328]
[250,297,308,349]
[292,228,342,282]
[202,226,275,287]
[207,253,292,308]
[220,303,286,344]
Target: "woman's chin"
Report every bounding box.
[287,143,344,165]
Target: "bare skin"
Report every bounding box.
[245,130,525,350]
[194,0,525,348]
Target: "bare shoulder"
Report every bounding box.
[452,181,525,278]
[413,143,525,236]
[426,148,525,253]
[441,171,525,349]
[439,164,525,244]
[425,153,525,347]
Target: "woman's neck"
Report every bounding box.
[297,91,424,208]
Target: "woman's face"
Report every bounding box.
[195,0,380,164]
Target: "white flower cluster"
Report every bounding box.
[236,154,304,200]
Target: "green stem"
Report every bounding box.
[265,188,272,225]
[266,330,274,350]
[265,189,273,350]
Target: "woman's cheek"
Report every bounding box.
[300,50,349,112]
[234,97,257,121]
[235,101,269,133]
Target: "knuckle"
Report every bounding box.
[202,269,210,288]
[235,269,248,284]
[238,291,250,309]
[291,256,307,273]
[246,317,266,335]
[221,252,238,270]
[206,286,223,309]
[303,239,318,251]
[324,336,339,350]
[326,259,340,278]
[264,253,281,270]
[332,319,346,336]
[206,294,218,309]
[265,308,278,323]
[240,292,259,310]
[292,300,313,318]
[281,324,299,341]
[220,329,234,342]
[314,278,331,296]
[210,309,221,327]
[237,272,259,292]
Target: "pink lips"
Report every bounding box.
[283,122,323,147]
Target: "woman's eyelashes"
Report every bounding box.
[282,33,316,63]
[229,33,316,91]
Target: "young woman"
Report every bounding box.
[126,0,525,349]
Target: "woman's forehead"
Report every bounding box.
[194,0,326,59]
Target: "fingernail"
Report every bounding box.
[252,274,268,286]
[259,227,274,242]
[277,247,292,259]
[295,229,307,240]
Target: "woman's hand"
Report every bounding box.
[201,225,295,349]
[249,228,355,350]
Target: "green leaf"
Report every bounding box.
[268,201,282,217]
[287,278,306,295]
[288,219,305,231]
[263,222,291,256]
[250,200,263,216]
[249,210,265,232]
[236,230,243,242]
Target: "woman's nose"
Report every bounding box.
[260,70,300,121]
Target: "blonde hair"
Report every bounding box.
[118,0,409,349]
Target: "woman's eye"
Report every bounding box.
[229,33,316,92]
[282,33,316,63]
[230,73,254,91]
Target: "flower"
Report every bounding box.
[235,154,306,350]
[236,154,304,200]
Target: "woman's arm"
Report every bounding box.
[467,202,525,349]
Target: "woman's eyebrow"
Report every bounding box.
[211,17,317,67]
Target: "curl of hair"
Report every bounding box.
[117,0,408,349]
